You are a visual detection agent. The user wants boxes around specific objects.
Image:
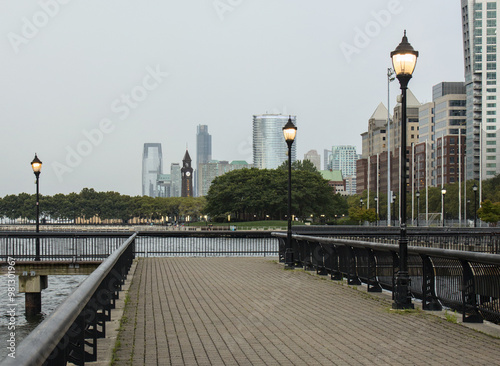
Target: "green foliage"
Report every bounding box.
[204,167,341,221]
[0,189,206,223]
[477,200,500,225]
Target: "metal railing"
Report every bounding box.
[136,231,277,257]
[1,233,136,366]
[0,231,278,261]
[274,232,500,324]
[293,226,500,254]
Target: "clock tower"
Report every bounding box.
[181,150,193,197]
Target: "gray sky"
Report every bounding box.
[0,0,464,197]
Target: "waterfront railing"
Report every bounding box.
[273,232,500,324]
[1,233,136,366]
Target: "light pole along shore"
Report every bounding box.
[283,117,297,269]
[391,31,418,310]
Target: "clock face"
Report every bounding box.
[186,172,191,177]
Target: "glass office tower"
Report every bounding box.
[253,114,297,169]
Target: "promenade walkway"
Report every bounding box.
[113,257,500,365]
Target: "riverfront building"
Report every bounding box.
[142,143,163,197]
[253,114,297,169]
[461,0,500,181]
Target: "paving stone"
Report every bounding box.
[112,257,500,365]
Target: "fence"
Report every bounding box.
[274,232,500,324]
[1,233,136,366]
[0,231,278,261]
[293,226,500,254]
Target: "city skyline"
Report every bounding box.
[0,1,465,196]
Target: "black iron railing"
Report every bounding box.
[0,231,278,261]
[274,232,500,324]
[1,233,136,366]
[293,226,500,254]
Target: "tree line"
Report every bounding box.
[0,188,205,224]
[1,166,498,225]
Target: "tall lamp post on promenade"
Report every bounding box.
[283,117,297,269]
[416,190,420,227]
[473,183,478,227]
[392,193,396,227]
[31,154,42,261]
[391,31,418,309]
[441,189,447,227]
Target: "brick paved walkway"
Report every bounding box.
[113,257,500,365]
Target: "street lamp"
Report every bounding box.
[441,189,447,227]
[391,30,418,309]
[374,197,378,226]
[283,116,297,269]
[359,198,364,208]
[31,154,42,261]
[392,193,397,227]
[473,183,478,227]
[415,191,420,227]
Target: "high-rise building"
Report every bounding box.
[170,163,181,197]
[142,143,163,197]
[304,150,321,170]
[461,0,500,181]
[324,149,332,170]
[253,114,297,169]
[196,125,212,196]
[330,145,358,195]
[361,103,390,159]
[198,160,249,196]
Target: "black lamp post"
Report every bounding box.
[391,30,418,309]
[31,154,42,261]
[359,198,363,208]
[283,116,297,269]
[473,183,478,227]
[374,197,378,226]
[392,193,396,227]
[416,191,420,227]
[441,189,447,227]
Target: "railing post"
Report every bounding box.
[367,249,382,292]
[461,260,483,323]
[420,255,442,310]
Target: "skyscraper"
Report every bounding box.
[196,125,212,196]
[461,0,500,181]
[253,114,297,169]
[331,145,358,195]
[142,143,163,197]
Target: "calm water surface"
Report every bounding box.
[0,274,87,360]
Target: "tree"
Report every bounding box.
[477,200,500,226]
[204,167,336,221]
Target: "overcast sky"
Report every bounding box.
[0,0,464,197]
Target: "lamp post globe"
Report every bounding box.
[283,116,297,269]
[31,154,42,261]
[391,30,418,310]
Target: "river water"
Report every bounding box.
[0,235,279,361]
[0,274,87,361]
